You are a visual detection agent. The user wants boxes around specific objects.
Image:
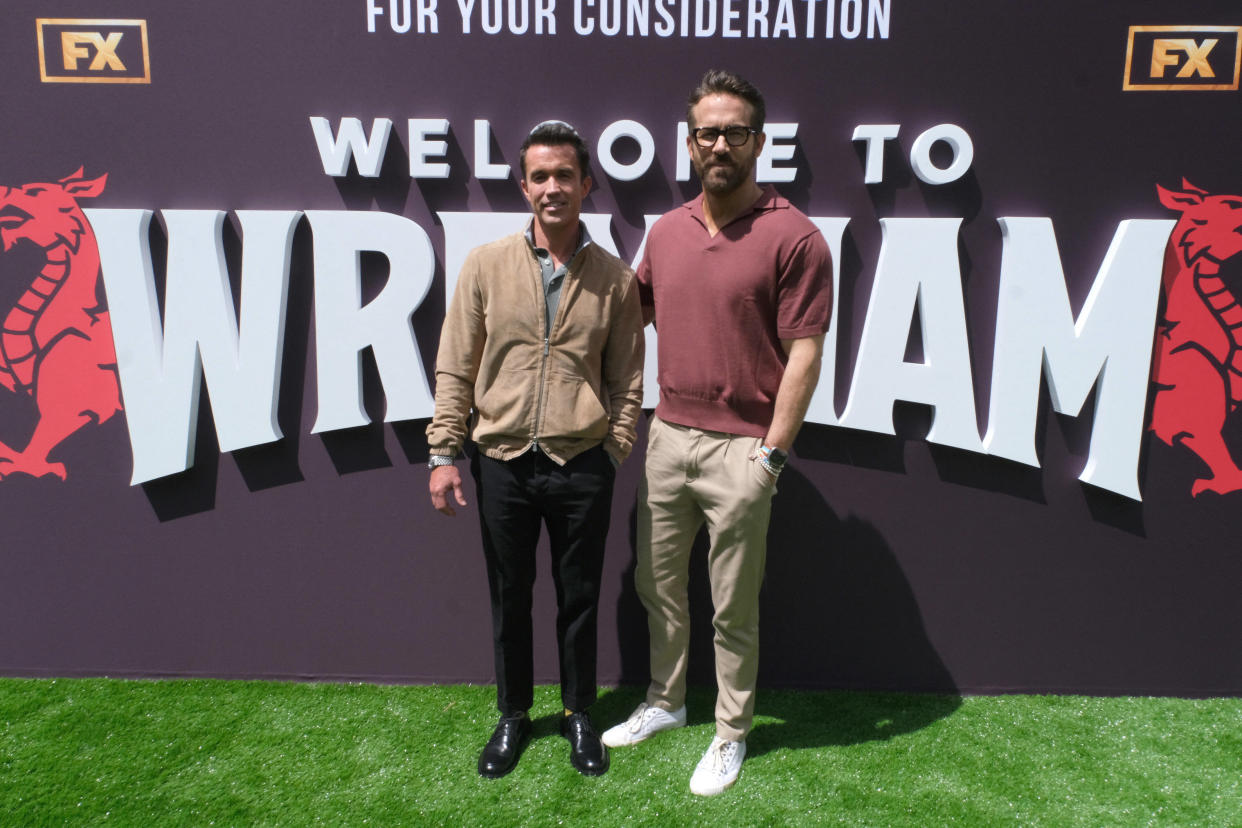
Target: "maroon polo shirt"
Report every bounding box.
[636,186,833,438]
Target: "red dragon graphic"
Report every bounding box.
[0,168,122,480]
[1150,180,1242,496]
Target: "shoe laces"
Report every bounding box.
[710,739,738,774]
[627,703,653,733]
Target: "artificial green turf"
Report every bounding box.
[1,678,1239,826]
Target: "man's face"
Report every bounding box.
[687,93,766,196]
[520,143,592,233]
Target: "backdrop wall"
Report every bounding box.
[2,0,1240,695]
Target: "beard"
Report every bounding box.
[694,151,756,196]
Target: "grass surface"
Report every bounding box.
[1,678,1240,826]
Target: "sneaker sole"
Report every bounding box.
[690,776,738,796]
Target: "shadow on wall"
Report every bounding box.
[760,467,958,693]
[613,462,959,697]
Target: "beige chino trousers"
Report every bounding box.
[636,415,777,742]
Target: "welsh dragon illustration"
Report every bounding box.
[1150,180,1242,496]
[0,169,121,480]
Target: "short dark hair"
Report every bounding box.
[519,120,592,180]
[686,69,766,132]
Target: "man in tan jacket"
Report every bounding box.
[426,121,644,779]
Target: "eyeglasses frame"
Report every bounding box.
[690,126,761,148]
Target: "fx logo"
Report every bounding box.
[1124,26,1242,91]
[36,19,151,84]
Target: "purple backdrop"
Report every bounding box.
[1,0,1241,696]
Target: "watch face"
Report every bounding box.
[769,448,789,465]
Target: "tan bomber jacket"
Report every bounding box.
[425,231,645,465]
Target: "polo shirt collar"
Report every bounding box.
[682,184,787,230]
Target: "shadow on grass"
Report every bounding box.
[591,685,647,733]
[592,685,961,760]
[745,688,962,758]
[529,711,568,741]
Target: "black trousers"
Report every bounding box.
[472,445,615,715]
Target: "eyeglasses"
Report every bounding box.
[691,126,759,148]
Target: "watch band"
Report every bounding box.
[758,444,788,475]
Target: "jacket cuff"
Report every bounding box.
[603,439,630,466]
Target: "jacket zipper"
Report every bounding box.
[532,335,550,453]
[532,255,552,454]
[531,246,583,455]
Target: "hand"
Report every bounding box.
[429,464,468,516]
[748,449,780,484]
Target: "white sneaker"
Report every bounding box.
[689,736,746,796]
[600,702,687,747]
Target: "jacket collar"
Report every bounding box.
[524,220,593,259]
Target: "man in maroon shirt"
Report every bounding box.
[601,70,832,796]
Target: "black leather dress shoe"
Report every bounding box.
[478,713,531,778]
[561,711,609,776]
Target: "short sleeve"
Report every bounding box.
[775,229,833,340]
